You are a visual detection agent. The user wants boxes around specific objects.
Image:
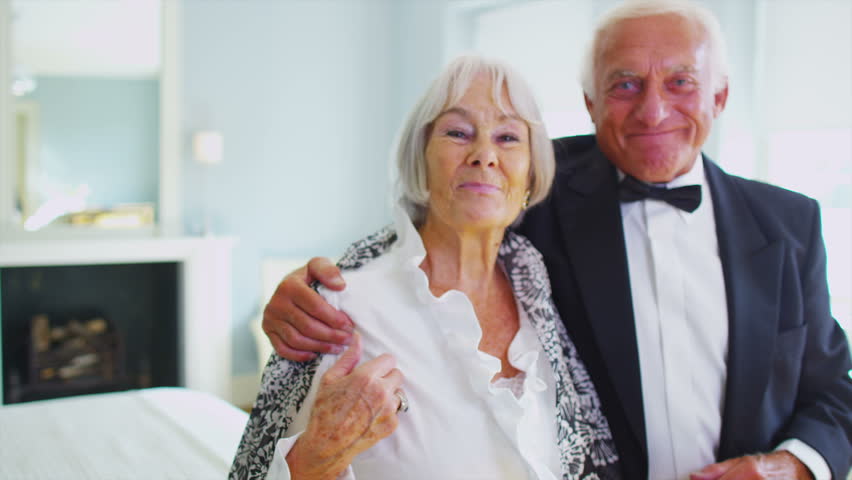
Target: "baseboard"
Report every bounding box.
[231,373,261,410]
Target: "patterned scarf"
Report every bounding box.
[229,227,621,480]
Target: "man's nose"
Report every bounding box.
[467,138,498,167]
[634,86,669,127]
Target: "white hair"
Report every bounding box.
[395,55,555,226]
[580,0,729,99]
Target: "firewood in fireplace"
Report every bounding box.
[32,314,51,353]
[85,318,107,335]
[28,312,123,389]
[58,353,100,380]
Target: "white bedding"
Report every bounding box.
[0,387,249,479]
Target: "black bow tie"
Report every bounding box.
[619,175,702,213]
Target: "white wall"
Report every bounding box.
[179,0,850,378]
[182,0,401,374]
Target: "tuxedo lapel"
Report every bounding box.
[554,146,647,457]
[704,159,784,458]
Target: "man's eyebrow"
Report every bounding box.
[604,70,638,83]
[603,64,700,84]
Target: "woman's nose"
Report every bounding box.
[467,138,498,167]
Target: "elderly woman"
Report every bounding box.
[230,56,620,480]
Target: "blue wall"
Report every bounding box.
[27,76,159,209]
[181,0,450,375]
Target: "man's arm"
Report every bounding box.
[263,257,353,361]
[694,199,852,480]
[264,226,399,361]
[776,200,852,477]
[690,451,814,480]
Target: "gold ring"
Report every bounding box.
[395,390,409,414]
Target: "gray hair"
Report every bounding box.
[580,0,729,98]
[395,55,555,226]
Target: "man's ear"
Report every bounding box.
[713,82,729,117]
[584,93,595,124]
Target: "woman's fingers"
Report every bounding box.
[356,353,397,377]
[353,359,406,427]
[382,367,404,388]
[323,333,363,383]
[302,348,406,466]
[382,368,406,414]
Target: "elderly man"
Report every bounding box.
[259,1,852,478]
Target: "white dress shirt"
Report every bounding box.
[267,207,561,480]
[620,157,830,480]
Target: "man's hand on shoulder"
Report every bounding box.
[690,451,814,480]
[263,257,354,362]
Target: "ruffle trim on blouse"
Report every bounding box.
[387,206,550,404]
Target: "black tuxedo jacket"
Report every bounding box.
[519,135,852,478]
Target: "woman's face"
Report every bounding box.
[423,74,531,234]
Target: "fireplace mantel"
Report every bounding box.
[0,236,235,404]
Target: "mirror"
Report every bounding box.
[1,0,178,236]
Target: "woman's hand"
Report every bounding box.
[286,333,405,479]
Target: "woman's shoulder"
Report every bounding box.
[500,230,548,274]
[337,225,399,273]
[318,227,407,313]
[323,218,426,304]
[501,229,539,254]
[499,229,553,303]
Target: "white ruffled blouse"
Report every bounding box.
[267,207,562,479]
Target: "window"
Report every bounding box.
[463,0,851,334]
[471,0,596,138]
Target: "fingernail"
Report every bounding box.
[330,277,345,288]
[329,345,344,355]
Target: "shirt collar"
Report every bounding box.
[391,202,428,268]
[616,153,707,222]
[390,202,548,396]
[667,154,706,190]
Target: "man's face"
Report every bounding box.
[585,13,728,183]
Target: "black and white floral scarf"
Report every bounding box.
[229,227,621,480]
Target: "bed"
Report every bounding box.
[0,387,249,479]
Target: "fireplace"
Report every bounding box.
[1,263,179,404]
[0,236,234,404]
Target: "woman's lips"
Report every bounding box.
[457,182,500,194]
